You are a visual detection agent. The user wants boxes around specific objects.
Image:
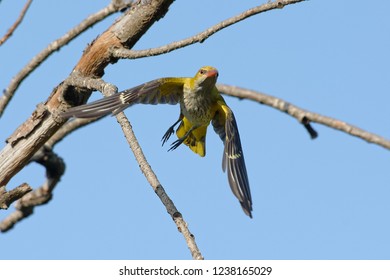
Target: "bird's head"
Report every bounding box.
[193,66,219,89]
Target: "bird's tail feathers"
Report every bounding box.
[61,93,130,119]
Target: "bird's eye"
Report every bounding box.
[199,69,206,74]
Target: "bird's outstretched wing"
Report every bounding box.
[212,99,253,217]
[61,78,188,118]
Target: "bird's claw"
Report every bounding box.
[161,118,182,146]
[161,127,175,146]
[168,138,184,152]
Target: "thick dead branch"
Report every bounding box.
[0,0,174,187]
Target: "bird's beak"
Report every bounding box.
[206,69,218,78]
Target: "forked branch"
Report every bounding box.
[112,0,305,60]
[0,0,133,116]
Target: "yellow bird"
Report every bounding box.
[62,66,253,217]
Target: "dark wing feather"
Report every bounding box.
[61,78,186,118]
[212,101,253,218]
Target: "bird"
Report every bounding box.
[62,66,253,217]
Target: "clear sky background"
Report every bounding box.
[1,0,390,260]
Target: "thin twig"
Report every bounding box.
[109,92,203,259]
[112,0,305,59]
[0,0,133,117]
[217,84,390,151]
[0,0,33,46]
[54,117,202,259]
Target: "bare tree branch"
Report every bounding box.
[0,0,133,117]
[50,73,204,258]
[0,146,65,232]
[112,0,305,59]
[0,183,32,210]
[114,111,204,260]
[0,0,32,46]
[218,84,390,151]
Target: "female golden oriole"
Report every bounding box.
[62,66,253,217]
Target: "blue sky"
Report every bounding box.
[1,0,390,260]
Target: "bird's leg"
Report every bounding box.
[168,125,199,152]
[161,114,183,146]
